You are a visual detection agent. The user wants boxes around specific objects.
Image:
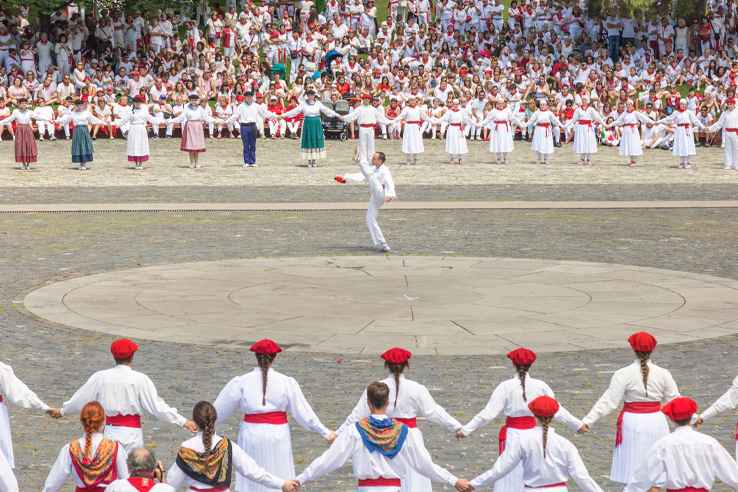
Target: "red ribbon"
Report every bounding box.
[524,484,567,489]
[494,121,509,130]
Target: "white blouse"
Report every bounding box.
[169,104,217,124]
[283,100,340,119]
[55,110,105,127]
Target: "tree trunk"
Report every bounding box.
[37,12,52,33]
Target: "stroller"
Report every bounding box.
[322,99,350,141]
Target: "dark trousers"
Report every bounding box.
[241,124,257,164]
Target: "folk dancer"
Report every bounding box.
[433,99,476,164]
[55,100,105,170]
[389,95,432,165]
[225,91,280,167]
[113,95,166,170]
[0,98,39,169]
[564,95,606,165]
[169,95,218,168]
[341,94,393,162]
[656,100,705,169]
[281,89,342,167]
[696,369,738,459]
[527,100,564,165]
[606,100,655,167]
[705,98,738,169]
[477,99,524,164]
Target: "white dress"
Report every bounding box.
[528,110,563,154]
[392,105,431,154]
[609,110,655,156]
[478,108,522,153]
[657,109,703,157]
[335,375,462,492]
[213,367,331,492]
[115,107,165,161]
[567,106,606,154]
[435,109,475,155]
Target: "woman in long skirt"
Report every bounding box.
[457,348,585,492]
[478,99,523,164]
[527,100,565,164]
[170,94,218,168]
[656,100,705,169]
[55,100,105,170]
[581,332,682,485]
[281,89,341,167]
[433,99,476,164]
[390,95,432,165]
[607,100,655,167]
[0,98,38,169]
[113,95,165,170]
[212,339,332,492]
[565,94,606,165]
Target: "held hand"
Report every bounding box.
[455,428,466,440]
[184,420,198,433]
[577,423,589,434]
[334,176,346,184]
[325,430,337,444]
[385,196,392,203]
[695,415,704,427]
[46,408,62,419]
[282,479,300,492]
[455,479,472,492]
[338,115,344,121]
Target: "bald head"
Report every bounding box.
[128,448,157,475]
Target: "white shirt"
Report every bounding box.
[166,433,285,491]
[170,104,218,125]
[582,360,680,426]
[342,104,392,126]
[226,102,279,124]
[105,479,174,492]
[297,414,458,485]
[461,374,583,436]
[0,362,48,411]
[43,434,130,492]
[60,365,187,426]
[335,375,462,435]
[701,374,738,421]
[55,110,106,127]
[470,427,603,492]
[283,100,340,119]
[708,109,738,132]
[213,367,331,438]
[625,426,738,492]
[343,164,396,198]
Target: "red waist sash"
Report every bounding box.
[0,396,3,403]
[498,416,536,454]
[406,121,421,125]
[191,488,230,492]
[524,483,566,489]
[726,128,738,134]
[358,478,402,487]
[677,123,691,136]
[537,122,550,137]
[106,414,142,428]
[360,124,376,128]
[623,123,637,133]
[494,121,509,130]
[615,402,661,447]
[394,417,417,428]
[450,123,463,128]
[578,120,593,131]
[243,411,288,424]
[75,487,107,492]
[667,489,707,492]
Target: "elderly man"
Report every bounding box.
[105,448,174,492]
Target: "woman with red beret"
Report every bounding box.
[331,348,462,492]
[581,332,683,485]
[212,339,333,492]
[457,348,585,492]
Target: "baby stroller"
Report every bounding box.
[322,99,349,141]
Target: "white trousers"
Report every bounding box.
[103,424,144,455]
[268,120,286,136]
[287,121,300,135]
[358,159,387,245]
[153,121,174,136]
[358,127,376,161]
[37,121,54,137]
[724,131,738,167]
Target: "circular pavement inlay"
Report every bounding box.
[23,256,738,354]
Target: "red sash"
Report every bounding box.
[677,123,691,136]
[726,128,738,134]
[0,396,3,402]
[406,121,421,125]
[498,416,536,453]
[494,121,509,130]
[537,123,550,137]
[75,487,107,492]
[524,484,566,489]
[128,475,158,492]
[394,417,417,428]
[243,411,288,424]
[358,478,402,487]
[615,402,661,447]
[191,488,229,492]
[623,123,637,133]
[578,120,593,131]
[360,124,376,128]
[667,489,708,492]
[450,123,463,128]
[106,414,142,428]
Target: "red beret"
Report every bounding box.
[528,395,559,417]
[661,397,697,420]
[628,332,657,352]
[111,339,138,358]
[236,95,245,101]
[132,95,144,102]
[728,99,737,104]
[507,348,536,365]
[130,71,141,76]
[381,348,412,364]
[361,94,372,99]
[251,339,282,355]
[731,72,736,80]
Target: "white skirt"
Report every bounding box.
[401,123,425,154]
[531,125,554,154]
[572,123,598,154]
[445,125,468,155]
[103,425,144,455]
[618,125,643,156]
[610,411,669,484]
[237,421,294,492]
[127,124,150,157]
[492,427,534,492]
[671,126,696,156]
[0,404,13,468]
[489,122,514,153]
[399,428,431,492]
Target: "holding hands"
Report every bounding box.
[325,430,337,444]
[46,408,62,419]
[282,479,300,492]
[455,428,466,440]
[455,479,473,492]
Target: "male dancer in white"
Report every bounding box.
[50,339,197,453]
[706,98,738,169]
[342,94,393,161]
[697,370,738,459]
[334,148,395,252]
[294,381,471,492]
[564,94,606,165]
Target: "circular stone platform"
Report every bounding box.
[23,256,738,355]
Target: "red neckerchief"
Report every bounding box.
[127,474,157,492]
[627,109,634,113]
[677,108,686,112]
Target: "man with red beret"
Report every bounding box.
[626,398,738,492]
[341,94,393,162]
[50,339,196,453]
[706,98,738,169]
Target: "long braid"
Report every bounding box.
[636,351,651,397]
[79,401,105,460]
[515,364,531,401]
[193,401,218,455]
[83,417,94,460]
[385,361,409,409]
[539,416,554,459]
[257,354,276,406]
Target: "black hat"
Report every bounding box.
[17,97,27,103]
[73,99,84,105]
[305,89,316,95]
[244,91,254,96]
[188,94,199,100]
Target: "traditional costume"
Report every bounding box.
[114,97,165,170]
[470,396,604,492]
[170,97,218,166]
[212,340,331,492]
[608,110,655,166]
[55,102,105,170]
[0,102,38,169]
[434,108,475,163]
[335,349,462,492]
[59,340,189,454]
[390,104,432,165]
[527,109,564,163]
[459,349,583,492]
[565,104,606,165]
[698,375,738,459]
[225,94,280,167]
[582,332,681,485]
[282,93,340,166]
[478,108,523,164]
[706,101,738,169]
[342,96,393,161]
[657,109,705,168]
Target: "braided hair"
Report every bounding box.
[635,350,652,397]
[539,415,554,459]
[193,401,218,454]
[514,363,531,401]
[257,353,277,406]
[384,361,409,409]
[80,401,106,460]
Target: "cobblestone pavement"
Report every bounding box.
[2,209,738,492]
[1,138,737,188]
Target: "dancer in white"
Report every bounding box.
[390,96,432,165]
[581,332,682,485]
[656,100,705,169]
[332,348,462,492]
[457,349,585,492]
[607,100,655,167]
[113,95,165,170]
[334,149,395,252]
[527,100,564,164]
[706,98,738,170]
[697,370,738,459]
[469,396,604,492]
[565,95,606,165]
[212,339,332,492]
[342,94,392,161]
[433,100,476,164]
[478,99,523,164]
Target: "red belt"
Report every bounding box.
[678,123,691,136]
[358,478,402,487]
[360,124,375,128]
[615,402,661,447]
[524,484,566,489]
[191,488,229,492]
[243,411,288,424]
[76,487,107,492]
[394,417,417,428]
[450,123,463,128]
[578,120,593,131]
[406,121,420,125]
[0,396,3,403]
[498,416,536,454]
[727,128,738,134]
[667,489,708,492]
[623,123,637,133]
[494,121,509,130]
[106,414,142,428]
[537,122,550,137]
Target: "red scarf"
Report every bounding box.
[127,475,158,492]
